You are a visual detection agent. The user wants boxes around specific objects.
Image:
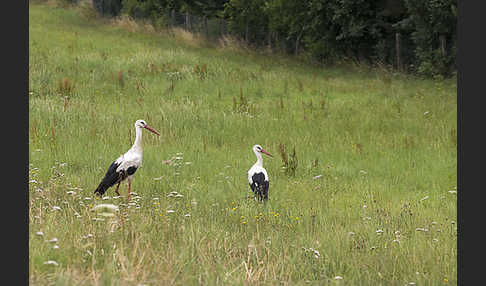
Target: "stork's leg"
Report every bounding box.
[114,182,121,196]
[127,179,132,201]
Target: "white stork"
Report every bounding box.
[94,119,160,200]
[248,144,273,201]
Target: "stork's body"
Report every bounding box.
[94,120,159,199]
[248,145,272,201]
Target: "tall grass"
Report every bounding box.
[29,3,457,285]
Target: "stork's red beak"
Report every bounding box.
[144,125,160,136]
[260,149,273,157]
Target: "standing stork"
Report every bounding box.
[248,144,273,201]
[94,119,160,200]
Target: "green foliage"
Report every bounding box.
[92,0,123,16]
[401,0,457,76]
[85,0,456,77]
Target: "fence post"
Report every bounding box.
[171,10,175,28]
[395,32,401,70]
[185,11,191,31]
[219,18,224,37]
[267,29,272,49]
[245,18,249,43]
[439,35,446,57]
[204,15,208,38]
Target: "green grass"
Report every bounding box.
[29,3,457,285]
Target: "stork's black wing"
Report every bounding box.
[250,172,269,201]
[94,161,123,196]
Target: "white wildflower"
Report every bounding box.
[43,260,59,266]
[91,204,119,212]
[334,276,343,280]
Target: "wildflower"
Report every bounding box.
[66,191,76,195]
[420,196,429,201]
[313,175,323,180]
[242,221,246,224]
[308,247,320,258]
[43,260,59,266]
[416,227,429,232]
[48,238,58,243]
[376,229,384,234]
[91,204,119,212]
[53,245,59,249]
[232,207,236,211]
[334,276,343,280]
[52,206,61,211]
[36,231,44,237]
[167,210,175,214]
[184,214,191,217]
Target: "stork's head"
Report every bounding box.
[135,119,160,136]
[253,144,273,157]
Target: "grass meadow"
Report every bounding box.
[29,2,457,285]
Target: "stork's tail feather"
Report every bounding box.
[94,180,111,196]
[94,185,108,196]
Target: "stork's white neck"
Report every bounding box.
[131,125,143,152]
[254,149,263,167]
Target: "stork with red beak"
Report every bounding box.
[248,144,273,201]
[94,119,160,200]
